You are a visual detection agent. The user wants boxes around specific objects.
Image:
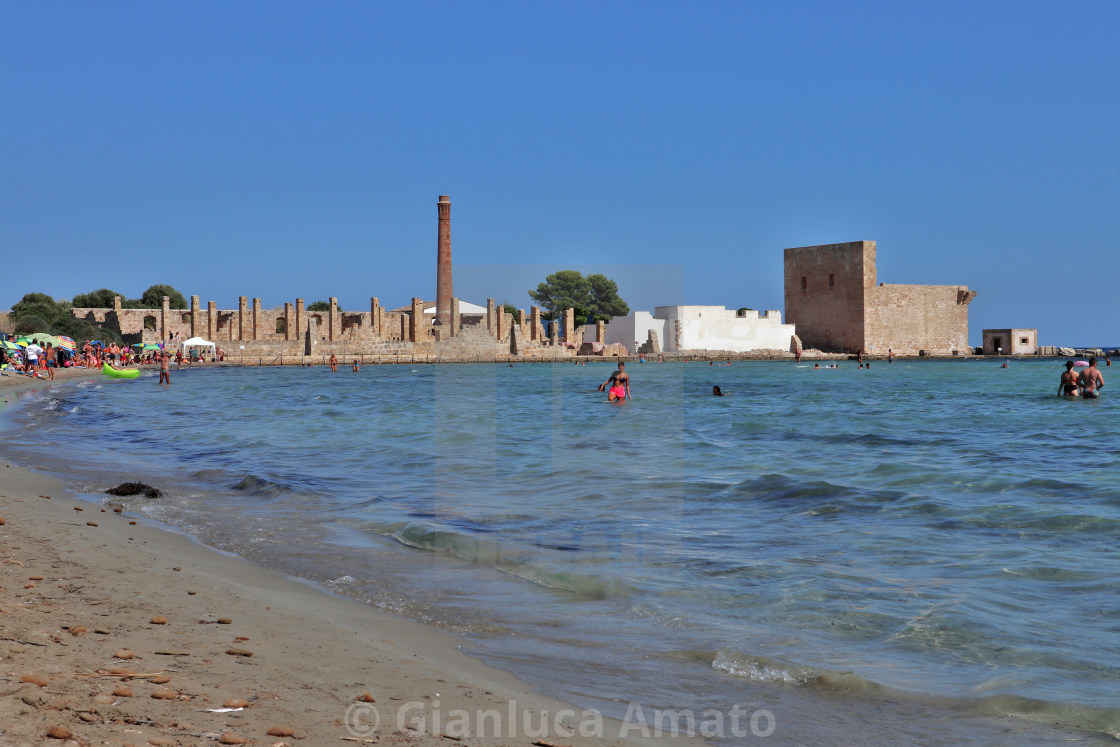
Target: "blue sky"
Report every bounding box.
[2,1,1117,345]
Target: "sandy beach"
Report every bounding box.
[0,375,703,746]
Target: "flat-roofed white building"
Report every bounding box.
[600,305,795,354]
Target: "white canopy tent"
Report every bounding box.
[180,337,216,358]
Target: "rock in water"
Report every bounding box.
[105,482,163,498]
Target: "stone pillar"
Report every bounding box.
[519,309,528,340]
[207,301,217,341]
[328,297,338,341]
[563,308,575,343]
[549,319,559,346]
[113,295,122,316]
[370,297,380,337]
[409,297,424,343]
[530,306,541,341]
[486,298,496,336]
[596,319,605,343]
[451,298,461,337]
[190,295,200,338]
[496,307,506,340]
[238,296,248,340]
[251,298,260,340]
[161,296,170,340]
[295,299,304,342]
[283,303,292,340]
[436,195,452,328]
[400,314,408,341]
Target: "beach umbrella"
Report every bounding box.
[88,340,103,347]
[142,343,162,351]
[57,336,77,352]
[0,340,21,351]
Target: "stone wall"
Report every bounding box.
[784,240,976,355]
[865,285,974,356]
[783,241,871,353]
[69,296,581,362]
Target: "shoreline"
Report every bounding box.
[3,368,1111,746]
[0,456,705,746]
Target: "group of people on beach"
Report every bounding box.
[1059,357,1104,399]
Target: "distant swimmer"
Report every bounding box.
[813,363,820,369]
[1058,361,1080,397]
[599,361,630,402]
[712,386,725,396]
[1001,362,1009,368]
[1079,357,1104,398]
[352,359,360,372]
[329,353,338,372]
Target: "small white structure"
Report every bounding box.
[180,336,217,357]
[601,306,795,354]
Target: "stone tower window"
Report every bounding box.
[828,274,834,288]
[143,315,157,331]
[801,276,807,290]
[276,318,287,334]
[181,312,191,324]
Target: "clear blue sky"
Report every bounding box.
[2,2,1117,345]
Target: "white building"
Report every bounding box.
[601,306,795,354]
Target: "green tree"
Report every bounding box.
[586,274,629,321]
[10,293,68,326]
[139,284,187,309]
[528,270,591,319]
[71,289,124,309]
[501,303,521,322]
[528,270,629,323]
[306,300,330,311]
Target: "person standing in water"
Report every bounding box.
[1079,357,1104,398]
[599,361,630,402]
[1058,361,1080,397]
[329,353,338,372]
[159,352,171,385]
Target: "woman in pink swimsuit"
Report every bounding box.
[599,362,630,402]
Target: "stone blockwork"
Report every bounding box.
[784,240,976,355]
[70,295,581,362]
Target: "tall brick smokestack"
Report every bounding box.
[436,195,452,327]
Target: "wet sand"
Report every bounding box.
[0,457,703,746]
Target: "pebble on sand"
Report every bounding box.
[223,698,251,708]
[149,674,172,684]
[20,673,49,687]
[151,615,168,625]
[45,725,73,739]
[226,648,253,657]
[86,521,99,527]
[114,649,135,659]
[219,733,250,745]
[0,517,6,525]
[356,692,375,702]
[217,617,232,624]
[267,726,295,737]
[112,684,134,697]
[151,686,178,699]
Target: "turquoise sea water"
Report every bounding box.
[2,360,1118,743]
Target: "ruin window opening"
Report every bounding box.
[276,318,287,334]
[1020,337,1028,345]
[801,276,807,290]
[181,312,191,323]
[143,315,157,331]
[828,274,834,288]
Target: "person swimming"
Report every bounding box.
[1059,361,1080,397]
[712,386,725,396]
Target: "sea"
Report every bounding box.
[1,359,1118,744]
